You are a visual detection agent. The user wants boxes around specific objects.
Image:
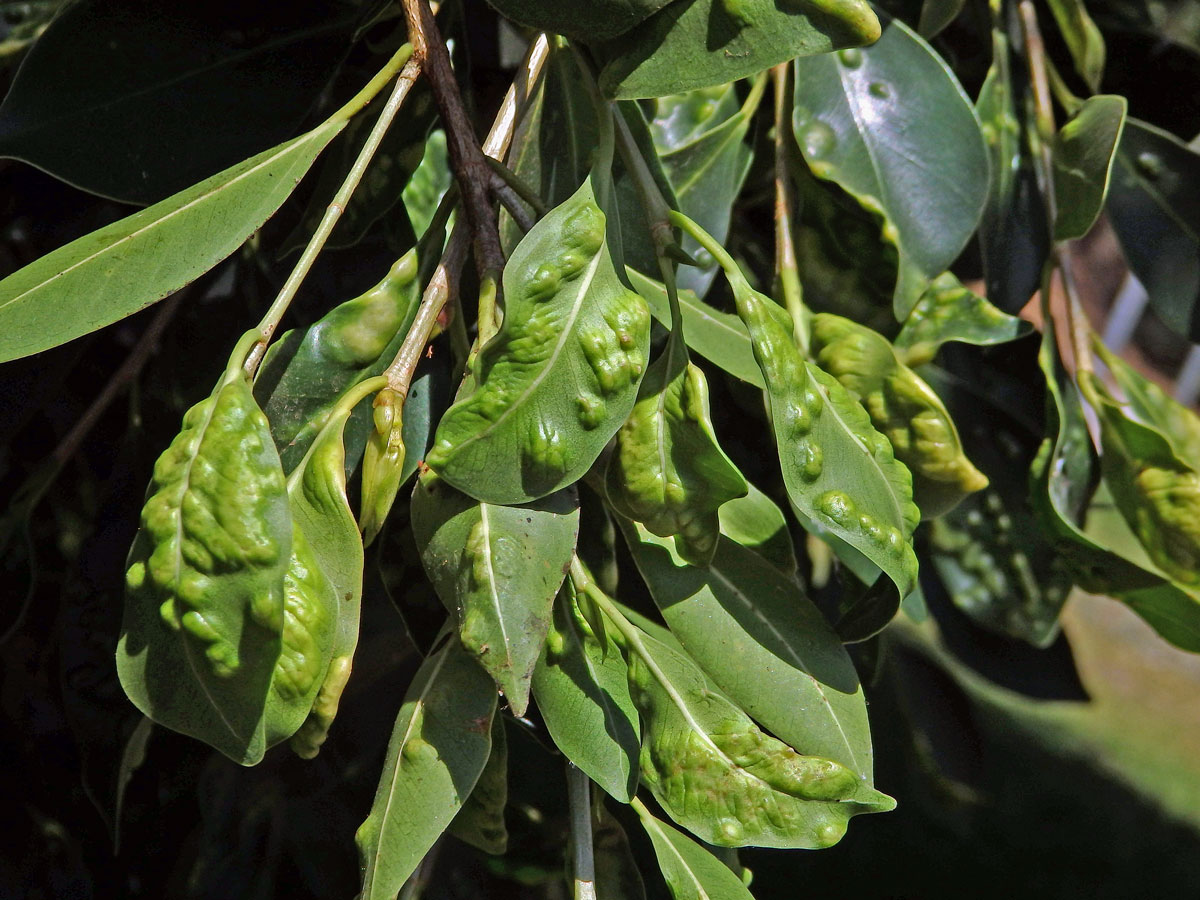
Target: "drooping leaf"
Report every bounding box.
[1045,0,1106,92]
[811,312,988,518]
[356,637,496,900]
[531,584,641,802]
[717,483,798,576]
[285,397,371,759]
[595,0,881,99]
[0,0,360,203]
[651,83,757,298]
[1053,95,1127,240]
[635,804,756,900]
[622,622,894,848]
[595,803,649,900]
[1106,117,1200,341]
[426,177,651,504]
[117,336,292,765]
[792,15,990,317]
[485,0,673,42]
[403,129,453,239]
[410,471,580,715]
[254,250,422,473]
[0,119,343,364]
[976,23,1049,313]
[606,337,748,566]
[449,716,509,855]
[620,520,875,782]
[894,272,1032,366]
[359,386,407,546]
[917,0,966,39]
[713,262,919,597]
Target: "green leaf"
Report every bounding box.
[0,0,359,203]
[449,716,509,855]
[595,803,648,900]
[606,338,748,566]
[286,398,371,759]
[485,0,673,42]
[727,274,920,597]
[426,177,651,504]
[626,267,768,388]
[532,584,641,802]
[1054,95,1127,241]
[410,472,580,716]
[622,622,894,848]
[793,15,990,317]
[635,804,756,900]
[976,25,1048,313]
[652,84,756,298]
[1045,0,1106,92]
[1106,117,1200,341]
[810,312,988,518]
[595,0,881,99]
[717,483,798,576]
[894,272,1032,366]
[255,250,422,473]
[917,0,966,39]
[403,130,453,239]
[360,386,407,546]
[117,339,291,765]
[0,119,343,364]
[620,520,875,782]
[356,637,497,900]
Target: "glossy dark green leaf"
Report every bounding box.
[531,585,641,802]
[792,15,990,317]
[117,339,291,765]
[894,272,1031,366]
[426,177,651,504]
[606,337,748,566]
[623,622,894,848]
[620,520,875,782]
[652,84,756,298]
[0,0,359,203]
[255,250,422,473]
[449,716,508,855]
[356,637,496,900]
[627,268,767,387]
[0,119,343,364]
[635,804,755,900]
[717,265,920,597]
[976,25,1049,314]
[717,483,798,576]
[1054,95,1127,240]
[1107,117,1200,341]
[411,472,580,715]
[1045,0,1106,91]
[286,398,371,759]
[485,0,673,41]
[810,312,988,518]
[596,0,881,99]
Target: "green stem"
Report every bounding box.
[567,763,597,900]
[771,63,808,355]
[330,43,416,124]
[484,156,550,217]
[246,50,422,374]
[477,271,500,347]
[669,210,749,294]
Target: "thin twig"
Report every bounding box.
[402,0,506,288]
[491,177,537,234]
[567,763,597,900]
[484,155,549,217]
[246,48,421,373]
[771,63,808,354]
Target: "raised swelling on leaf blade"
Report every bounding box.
[411,471,580,716]
[0,120,344,364]
[426,178,651,504]
[117,335,292,765]
[356,637,497,900]
[894,272,1031,366]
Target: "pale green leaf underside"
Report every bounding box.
[636,806,755,900]
[0,121,342,363]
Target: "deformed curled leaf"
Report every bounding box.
[359,387,406,546]
[426,178,651,504]
[411,471,580,716]
[624,625,894,849]
[811,312,988,518]
[893,272,1031,366]
[606,339,748,566]
[117,336,292,765]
